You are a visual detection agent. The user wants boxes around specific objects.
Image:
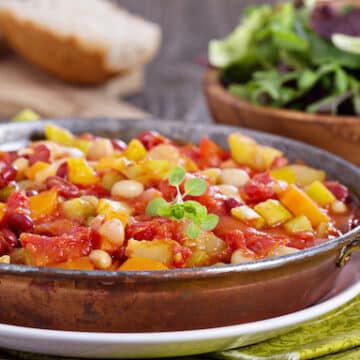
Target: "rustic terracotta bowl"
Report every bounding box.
[203,69,360,166]
[0,118,359,333]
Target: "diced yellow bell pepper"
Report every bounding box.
[12,108,41,122]
[305,180,335,206]
[123,139,147,162]
[125,239,173,266]
[288,165,326,187]
[280,185,329,227]
[255,146,283,171]
[29,188,58,220]
[62,197,96,221]
[228,133,283,171]
[34,162,59,183]
[73,139,92,154]
[180,155,198,172]
[186,250,209,267]
[67,158,99,186]
[44,124,74,147]
[121,160,173,184]
[284,215,313,234]
[254,200,292,226]
[231,205,265,229]
[317,222,330,237]
[25,161,49,180]
[229,133,257,168]
[200,168,221,185]
[119,257,169,271]
[101,171,124,191]
[96,157,129,172]
[270,167,297,184]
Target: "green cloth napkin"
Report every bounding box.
[1,295,359,360]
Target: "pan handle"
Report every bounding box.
[337,237,360,267]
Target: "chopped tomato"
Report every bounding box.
[136,131,171,150]
[287,232,315,250]
[130,188,163,215]
[244,228,286,256]
[186,185,227,216]
[33,219,78,236]
[126,217,186,243]
[242,172,276,204]
[6,191,29,212]
[21,227,98,266]
[270,156,288,170]
[198,136,226,169]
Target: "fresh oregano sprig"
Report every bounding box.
[146,166,219,239]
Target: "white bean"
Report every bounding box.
[331,200,347,214]
[147,144,180,163]
[89,250,112,269]
[99,219,125,246]
[12,157,29,173]
[0,255,10,263]
[269,246,298,257]
[219,168,249,187]
[87,139,114,160]
[230,249,252,264]
[217,184,241,200]
[111,180,144,198]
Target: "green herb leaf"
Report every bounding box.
[146,197,168,216]
[184,178,207,197]
[157,204,174,218]
[168,166,186,187]
[200,214,219,231]
[170,204,185,220]
[183,200,208,223]
[186,223,201,240]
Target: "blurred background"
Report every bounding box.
[117,0,274,123]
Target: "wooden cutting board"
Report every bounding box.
[0,55,147,120]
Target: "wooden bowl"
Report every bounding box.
[204,69,360,166]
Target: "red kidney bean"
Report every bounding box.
[136,131,170,150]
[225,198,242,213]
[0,228,18,256]
[26,189,38,197]
[111,139,127,152]
[0,164,17,188]
[45,176,80,198]
[28,144,51,165]
[56,162,68,179]
[8,212,34,233]
[325,181,349,202]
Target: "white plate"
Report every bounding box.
[1,255,359,359]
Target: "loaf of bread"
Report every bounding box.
[0,0,161,84]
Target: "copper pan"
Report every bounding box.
[0,118,358,332]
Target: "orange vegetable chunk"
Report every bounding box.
[54,256,95,270]
[25,161,49,180]
[280,185,330,227]
[119,257,169,271]
[29,188,58,220]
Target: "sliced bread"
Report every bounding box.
[0,0,161,84]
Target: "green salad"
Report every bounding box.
[209,1,360,115]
